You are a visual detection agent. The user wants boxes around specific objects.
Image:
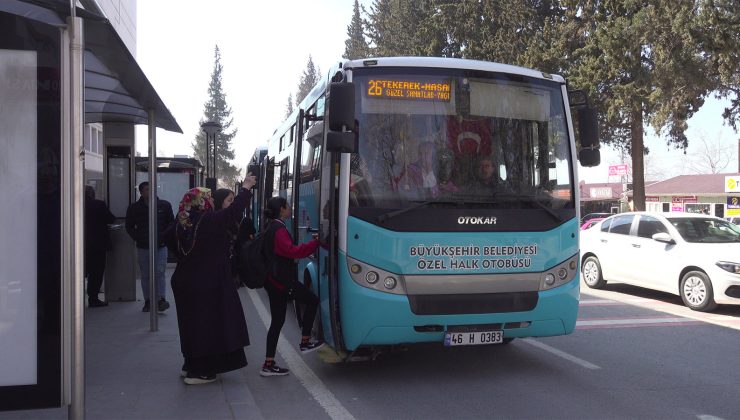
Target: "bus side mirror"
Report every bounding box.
[327,131,357,153]
[328,82,355,131]
[578,107,599,148]
[578,107,600,167]
[579,148,600,166]
[327,82,356,153]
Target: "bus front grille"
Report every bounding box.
[407,292,538,315]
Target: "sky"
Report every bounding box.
[134,1,739,184]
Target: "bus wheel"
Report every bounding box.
[680,271,718,312]
[582,256,606,289]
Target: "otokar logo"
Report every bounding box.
[457,216,497,225]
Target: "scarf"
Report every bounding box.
[176,187,213,255]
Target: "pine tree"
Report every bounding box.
[285,93,295,118]
[431,0,556,63]
[525,1,718,211]
[344,0,370,59]
[365,0,444,57]
[192,45,241,186]
[296,55,320,106]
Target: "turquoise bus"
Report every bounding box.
[251,57,600,357]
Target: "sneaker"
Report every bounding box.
[142,300,150,312]
[260,362,289,377]
[180,364,188,378]
[88,298,108,308]
[157,298,170,312]
[299,340,324,354]
[183,373,217,385]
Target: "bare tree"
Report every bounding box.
[643,153,667,182]
[687,133,733,174]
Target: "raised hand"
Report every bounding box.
[242,173,257,190]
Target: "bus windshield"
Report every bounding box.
[348,68,574,216]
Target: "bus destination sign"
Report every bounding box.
[366,78,451,102]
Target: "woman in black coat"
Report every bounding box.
[170,176,256,385]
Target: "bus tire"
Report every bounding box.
[582,256,606,289]
[680,270,718,312]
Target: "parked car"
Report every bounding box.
[581,212,612,224]
[580,212,740,311]
[580,217,605,230]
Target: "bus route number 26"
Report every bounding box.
[368,80,383,97]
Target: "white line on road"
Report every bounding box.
[522,338,601,370]
[247,288,356,420]
[577,317,699,327]
[581,284,740,332]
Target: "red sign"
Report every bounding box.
[608,164,629,176]
[672,196,696,204]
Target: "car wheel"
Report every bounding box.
[680,271,718,312]
[582,256,606,289]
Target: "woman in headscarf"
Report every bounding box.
[170,175,256,385]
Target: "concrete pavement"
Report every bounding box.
[0,266,264,420]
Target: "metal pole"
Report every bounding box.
[205,133,210,178]
[148,110,158,331]
[212,131,217,181]
[68,12,85,420]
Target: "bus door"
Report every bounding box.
[258,157,273,232]
[317,145,344,351]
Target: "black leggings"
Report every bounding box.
[265,280,319,358]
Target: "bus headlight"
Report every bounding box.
[540,255,579,291]
[345,256,407,295]
[544,273,556,286]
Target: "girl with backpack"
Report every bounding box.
[261,196,323,376]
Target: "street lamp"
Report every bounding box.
[200,121,221,189]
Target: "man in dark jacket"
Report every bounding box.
[125,182,174,312]
[85,186,115,307]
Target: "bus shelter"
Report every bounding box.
[0,1,181,417]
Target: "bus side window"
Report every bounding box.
[311,144,322,180]
[316,95,325,118]
[279,158,290,191]
[300,140,313,183]
[271,158,280,196]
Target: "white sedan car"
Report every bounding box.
[580,212,740,311]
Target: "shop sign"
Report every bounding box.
[672,196,696,204]
[725,176,740,193]
[645,196,660,202]
[589,187,612,199]
[608,164,629,176]
[727,196,740,216]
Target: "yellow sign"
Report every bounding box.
[366,78,451,102]
[725,176,740,192]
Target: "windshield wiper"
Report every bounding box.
[377,200,457,223]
